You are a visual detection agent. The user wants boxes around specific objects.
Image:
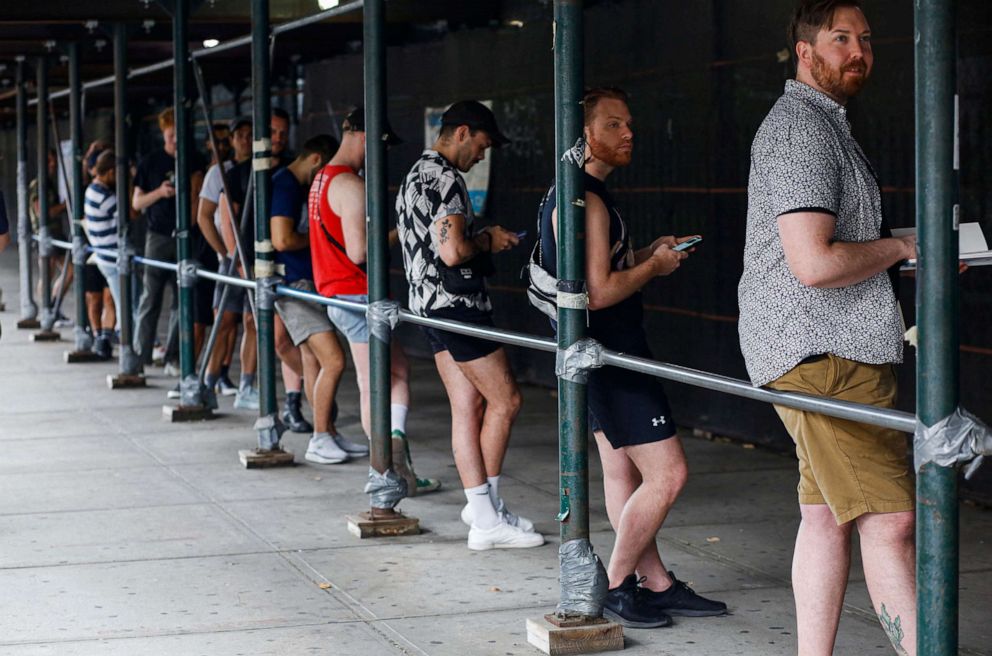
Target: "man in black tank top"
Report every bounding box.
[542,88,725,627]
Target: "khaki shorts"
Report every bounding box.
[768,354,914,524]
[274,280,335,346]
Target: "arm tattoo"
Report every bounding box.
[439,218,451,244]
[878,604,907,656]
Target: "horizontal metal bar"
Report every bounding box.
[25,2,367,105]
[198,268,256,289]
[599,352,916,433]
[50,237,72,250]
[42,243,919,434]
[133,255,178,272]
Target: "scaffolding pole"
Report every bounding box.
[16,57,38,329]
[915,0,959,654]
[67,41,94,356]
[34,55,58,338]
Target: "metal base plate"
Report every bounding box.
[16,319,41,330]
[239,448,295,469]
[346,510,421,539]
[526,616,623,655]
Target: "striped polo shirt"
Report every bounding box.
[83,181,118,263]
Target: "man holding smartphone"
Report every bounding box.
[537,87,723,628]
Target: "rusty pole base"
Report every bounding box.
[526,614,623,655]
[346,507,420,539]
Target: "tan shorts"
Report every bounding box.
[768,354,914,524]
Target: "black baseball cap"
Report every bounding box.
[228,116,251,133]
[342,107,403,146]
[440,100,509,147]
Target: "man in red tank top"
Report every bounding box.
[309,108,440,495]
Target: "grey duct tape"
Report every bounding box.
[560,136,587,168]
[555,337,604,384]
[364,466,408,509]
[178,259,199,288]
[71,235,87,266]
[915,406,992,479]
[253,413,285,451]
[256,276,281,311]
[555,538,608,617]
[117,245,133,276]
[38,234,54,258]
[179,374,203,407]
[367,299,400,344]
[73,324,94,352]
[119,345,142,376]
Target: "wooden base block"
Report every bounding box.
[65,350,103,363]
[346,510,420,538]
[162,404,215,422]
[17,319,41,329]
[108,373,147,389]
[31,330,60,342]
[527,616,623,655]
[239,448,295,468]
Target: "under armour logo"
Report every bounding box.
[651,416,667,427]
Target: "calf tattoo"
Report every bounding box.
[878,603,907,656]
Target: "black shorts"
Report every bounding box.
[194,277,216,325]
[421,307,500,363]
[554,318,677,449]
[83,263,107,293]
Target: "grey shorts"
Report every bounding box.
[275,280,336,346]
[213,257,251,315]
[326,294,369,344]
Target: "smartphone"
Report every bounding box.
[515,230,528,239]
[673,236,702,252]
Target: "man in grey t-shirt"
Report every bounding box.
[738,2,917,654]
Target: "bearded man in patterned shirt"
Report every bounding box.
[738,2,918,654]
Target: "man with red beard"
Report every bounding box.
[538,87,725,628]
[738,2,918,654]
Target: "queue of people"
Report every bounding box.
[15,1,924,652]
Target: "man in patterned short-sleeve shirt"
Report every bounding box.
[397,100,544,551]
[738,2,918,654]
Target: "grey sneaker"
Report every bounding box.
[305,434,349,465]
[331,433,369,457]
[233,386,260,410]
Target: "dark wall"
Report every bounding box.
[301,0,992,500]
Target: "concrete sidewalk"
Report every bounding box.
[0,249,990,656]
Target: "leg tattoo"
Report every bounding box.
[878,603,907,656]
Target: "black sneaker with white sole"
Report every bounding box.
[639,570,728,617]
[602,575,672,628]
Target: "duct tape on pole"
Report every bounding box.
[555,338,604,384]
[915,407,992,479]
[366,299,400,344]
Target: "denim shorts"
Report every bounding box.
[326,294,369,343]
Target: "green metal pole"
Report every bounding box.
[554,0,589,551]
[171,0,199,402]
[251,0,280,448]
[36,56,55,333]
[364,0,393,480]
[68,42,91,353]
[114,23,142,378]
[16,57,38,325]
[915,1,959,654]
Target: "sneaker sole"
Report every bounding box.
[467,536,545,551]
[602,608,672,629]
[305,453,348,465]
[661,608,728,617]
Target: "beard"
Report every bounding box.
[810,50,869,101]
[588,134,632,168]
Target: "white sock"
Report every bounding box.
[390,403,408,435]
[465,483,499,529]
[487,475,501,507]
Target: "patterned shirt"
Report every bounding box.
[396,150,491,316]
[83,181,118,264]
[738,80,903,387]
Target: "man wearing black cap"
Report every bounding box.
[310,107,440,491]
[396,100,543,550]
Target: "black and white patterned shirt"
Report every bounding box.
[738,80,903,387]
[396,150,491,316]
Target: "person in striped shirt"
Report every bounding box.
[83,149,120,358]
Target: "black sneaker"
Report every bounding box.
[639,570,728,617]
[281,393,313,433]
[602,575,672,628]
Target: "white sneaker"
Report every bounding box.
[163,361,181,377]
[332,433,369,456]
[305,434,349,465]
[461,499,535,533]
[233,386,260,410]
[467,519,545,551]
